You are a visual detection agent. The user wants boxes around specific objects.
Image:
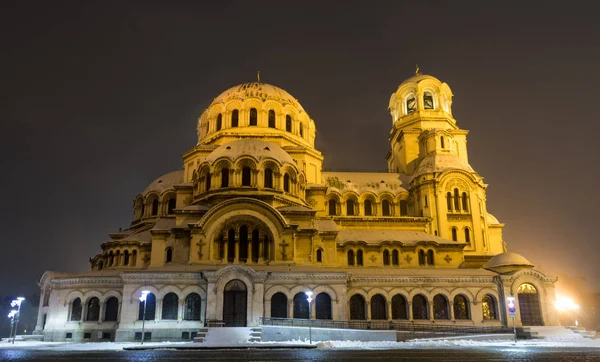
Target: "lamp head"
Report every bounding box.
[8,310,17,319]
[139,290,150,303]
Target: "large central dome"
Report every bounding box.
[211,82,305,113]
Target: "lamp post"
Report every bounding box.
[7,310,17,342]
[506,296,517,344]
[11,297,25,345]
[305,291,313,344]
[139,291,150,345]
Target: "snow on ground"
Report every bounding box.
[1,337,599,351]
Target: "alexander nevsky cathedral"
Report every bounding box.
[35,72,559,341]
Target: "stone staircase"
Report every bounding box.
[193,327,261,344]
[520,326,597,340]
[566,326,597,340]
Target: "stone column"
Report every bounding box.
[156,299,163,321]
[178,300,185,321]
[366,301,371,321]
[247,240,252,264]
[234,236,239,263]
[258,240,264,264]
[311,298,316,319]
[429,300,434,321]
[387,301,393,321]
[99,302,106,323]
[223,240,229,264]
[449,302,455,321]
[288,300,294,319]
[408,302,413,321]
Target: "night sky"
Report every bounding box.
[1,1,599,298]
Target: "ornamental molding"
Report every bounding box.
[51,277,123,287]
[119,272,204,282]
[204,265,269,283]
[266,272,349,282]
[350,276,495,284]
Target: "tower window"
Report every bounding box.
[167,198,176,214]
[205,172,211,191]
[454,188,460,211]
[392,250,399,266]
[406,97,416,113]
[286,115,292,132]
[264,168,273,188]
[464,228,471,243]
[299,123,304,137]
[165,247,173,263]
[441,136,445,148]
[382,200,391,216]
[427,250,434,265]
[283,173,290,192]
[383,250,390,266]
[242,167,251,186]
[424,92,434,109]
[356,249,363,266]
[364,200,372,216]
[418,250,425,266]
[346,200,355,216]
[347,250,354,266]
[221,168,229,188]
[316,249,323,263]
[216,114,222,131]
[231,109,239,127]
[249,108,257,126]
[400,200,408,216]
[328,199,337,216]
[446,192,452,211]
[268,110,276,128]
[151,199,159,216]
[452,227,458,241]
[462,192,469,211]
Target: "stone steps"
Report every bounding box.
[249,327,262,342]
[192,328,209,343]
[194,327,260,344]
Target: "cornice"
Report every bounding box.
[351,276,495,284]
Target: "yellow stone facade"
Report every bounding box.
[35,73,559,342]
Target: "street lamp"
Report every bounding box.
[7,310,17,342]
[305,291,313,344]
[139,291,150,345]
[10,297,25,345]
[506,296,517,344]
[556,296,580,327]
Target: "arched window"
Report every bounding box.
[239,225,248,262]
[451,227,458,241]
[283,173,290,192]
[346,200,355,216]
[383,250,390,266]
[271,292,288,318]
[249,108,257,126]
[216,113,222,131]
[98,260,103,270]
[440,135,445,148]
[347,250,355,266]
[349,295,366,320]
[285,115,292,132]
[162,292,178,320]
[140,203,145,218]
[418,250,425,266]
[124,250,130,266]
[464,228,471,243]
[264,168,273,188]
[165,247,173,263]
[316,248,323,263]
[453,295,470,320]
[454,188,460,211]
[109,251,114,266]
[268,110,276,128]
[70,298,82,321]
[299,123,304,137]
[406,96,416,113]
[205,172,211,191]
[293,292,309,319]
[242,167,251,186]
[221,168,229,188]
[328,199,337,216]
[138,292,156,320]
[104,297,119,321]
[391,294,408,320]
[392,250,399,266]
[427,250,434,265]
[433,294,449,319]
[412,295,428,320]
[446,192,452,211]
[115,250,121,266]
[132,250,137,266]
[86,297,100,321]
[231,109,239,127]
[167,198,176,214]
[423,91,434,109]
[364,200,372,216]
[356,249,363,266]
[251,229,259,263]
[316,293,332,320]
[462,192,468,211]
[227,229,235,263]
[400,200,408,216]
[184,293,201,320]
[218,234,225,260]
[371,294,387,320]
[382,200,391,216]
[151,199,159,216]
[482,294,498,320]
[262,235,270,261]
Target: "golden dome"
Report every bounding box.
[210,82,305,113]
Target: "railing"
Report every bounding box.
[260,317,511,339]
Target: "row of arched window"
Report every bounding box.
[212,110,306,138]
[451,227,471,243]
[328,198,408,217]
[69,297,119,322]
[348,293,498,321]
[199,166,299,195]
[270,292,332,320]
[217,226,272,263]
[348,249,435,267]
[418,249,435,266]
[135,196,176,220]
[138,292,202,321]
[447,188,469,213]
[405,91,436,115]
[99,249,138,270]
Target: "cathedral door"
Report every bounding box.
[223,279,247,327]
[517,283,544,326]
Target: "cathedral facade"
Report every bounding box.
[35,73,559,342]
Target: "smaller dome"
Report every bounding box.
[412,154,475,179]
[400,74,442,86]
[205,139,296,165]
[486,213,500,224]
[485,252,534,274]
[142,170,184,195]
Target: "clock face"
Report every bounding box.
[407,98,416,112]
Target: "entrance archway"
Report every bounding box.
[517,283,543,326]
[223,279,247,326]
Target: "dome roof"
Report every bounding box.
[485,252,534,274]
[205,139,296,165]
[487,213,500,224]
[400,74,442,85]
[142,170,184,195]
[210,82,305,113]
[412,154,475,179]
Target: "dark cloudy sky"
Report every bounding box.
[1,1,599,298]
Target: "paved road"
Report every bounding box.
[1,347,600,361]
